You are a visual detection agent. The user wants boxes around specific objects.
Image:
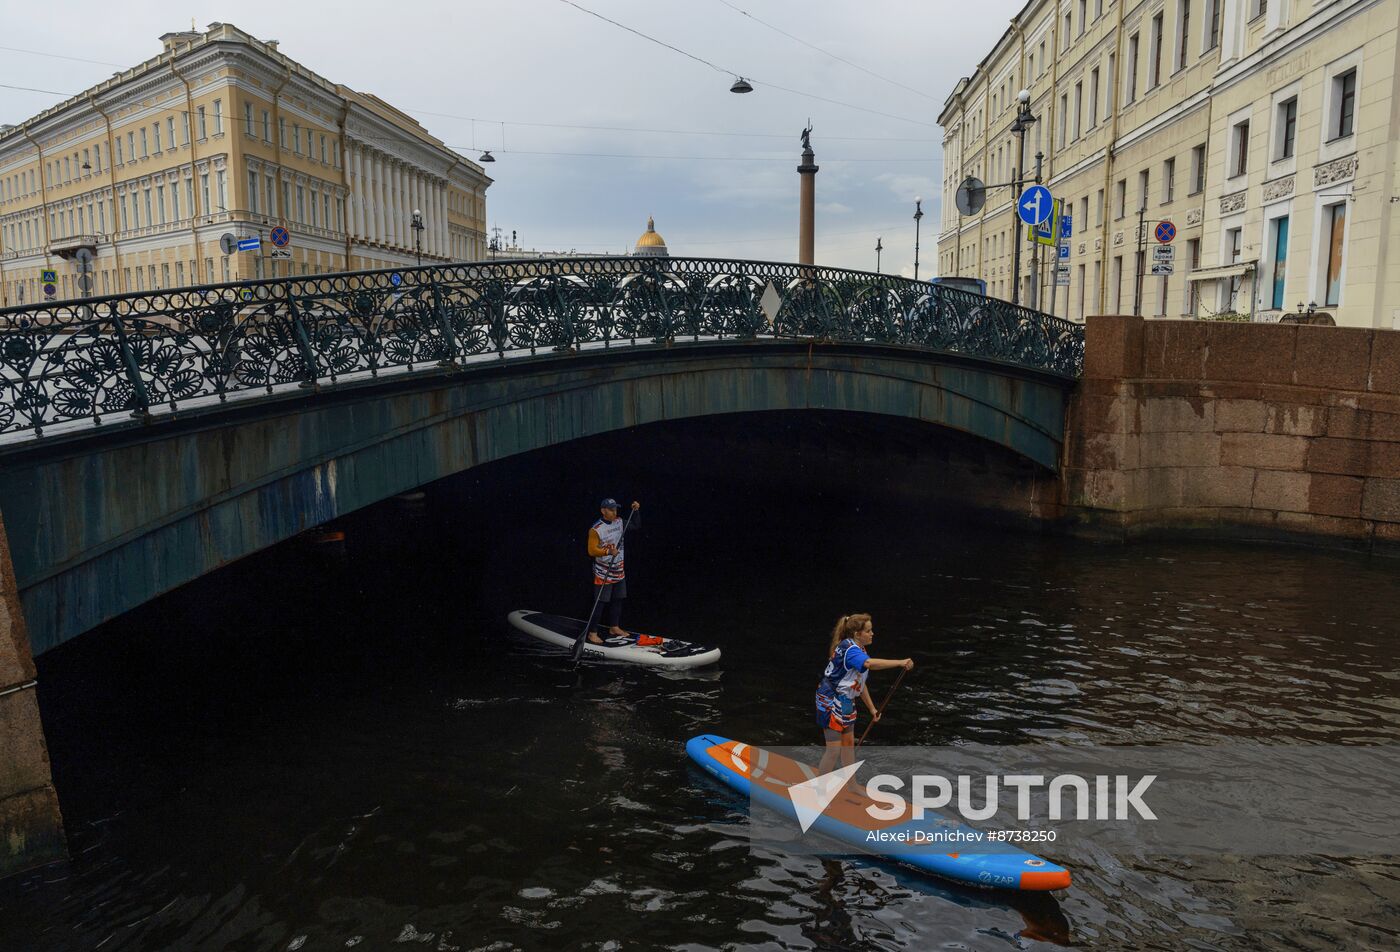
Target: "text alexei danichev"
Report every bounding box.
[865,829,985,844]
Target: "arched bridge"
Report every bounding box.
[0,257,1083,651]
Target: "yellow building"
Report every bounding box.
[0,22,491,306]
[937,0,1399,328]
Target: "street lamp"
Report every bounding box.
[913,198,924,281]
[1009,88,1037,306]
[875,236,883,274]
[410,208,424,267]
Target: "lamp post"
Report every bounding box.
[875,237,883,274]
[1009,89,1037,306]
[913,198,924,281]
[410,208,424,267]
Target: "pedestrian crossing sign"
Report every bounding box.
[1027,200,1063,247]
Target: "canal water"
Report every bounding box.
[6,414,1400,951]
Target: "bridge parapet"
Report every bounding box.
[0,257,1082,440]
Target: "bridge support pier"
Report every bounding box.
[0,511,65,879]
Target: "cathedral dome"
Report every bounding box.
[634,216,669,257]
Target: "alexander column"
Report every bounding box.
[797,122,818,265]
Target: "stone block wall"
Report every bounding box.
[1065,316,1400,549]
[0,512,64,879]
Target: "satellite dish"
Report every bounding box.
[219,232,237,255]
[955,177,986,216]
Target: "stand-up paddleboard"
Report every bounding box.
[686,734,1072,892]
[509,611,721,669]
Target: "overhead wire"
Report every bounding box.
[554,0,936,128]
[710,0,937,101]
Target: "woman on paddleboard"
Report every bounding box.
[815,613,913,772]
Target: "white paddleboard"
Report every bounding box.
[508,610,721,669]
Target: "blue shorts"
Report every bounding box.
[815,694,856,735]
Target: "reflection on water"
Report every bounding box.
[5,415,1400,951]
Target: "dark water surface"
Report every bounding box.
[6,414,1400,951]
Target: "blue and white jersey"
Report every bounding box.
[816,638,871,705]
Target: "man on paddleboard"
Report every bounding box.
[815,613,913,772]
[586,498,643,645]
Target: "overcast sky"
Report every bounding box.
[0,0,1022,275]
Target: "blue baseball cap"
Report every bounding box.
[599,498,620,509]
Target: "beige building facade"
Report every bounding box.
[0,23,490,307]
[937,0,1399,328]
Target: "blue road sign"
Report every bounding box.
[390,272,403,287]
[41,269,56,283]
[1018,185,1053,226]
[270,226,291,247]
[237,236,261,252]
[42,282,56,297]
[1155,220,1177,244]
[1058,244,1070,259]
[1060,214,1073,238]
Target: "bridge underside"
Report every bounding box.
[0,341,1071,653]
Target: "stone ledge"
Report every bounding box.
[0,785,65,881]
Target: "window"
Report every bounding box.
[154,123,162,153]
[1111,256,1123,311]
[1078,0,1087,35]
[320,134,327,163]
[1150,13,1164,89]
[1029,52,1035,79]
[140,128,149,158]
[1074,82,1083,139]
[1126,34,1139,103]
[293,125,301,154]
[1064,13,1072,49]
[201,173,210,214]
[1138,169,1150,212]
[213,99,223,134]
[279,117,287,147]
[197,106,207,140]
[1059,94,1068,146]
[217,170,227,212]
[162,263,170,288]
[1277,97,1297,159]
[1039,41,1046,77]
[1161,158,1175,202]
[171,179,180,220]
[245,103,255,135]
[82,148,90,173]
[1226,227,1243,301]
[1333,69,1357,140]
[267,175,276,216]
[262,110,271,142]
[1178,0,1191,70]
[143,188,152,225]
[63,157,70,181]
[176,261,184,286]
[249,171,259,214]
[1232,119,1250,177]
[169,116,177,147]
[157,185,166,224]
[94,143,101,172]
[1089,68,1100,126]
[1190,143,1207,193]
[1115,178,1127,218]
[1252,0,1267,20]
[1324,203,1346,306]
[1207,0,1222,50]
[1270,215,1289,309]
[1096,188,1105,225]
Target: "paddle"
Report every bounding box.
[857,667,908,746]
[571,507,636,664]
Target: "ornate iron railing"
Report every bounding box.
[0,256,1083,438]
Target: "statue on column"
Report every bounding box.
[800,121,813,154]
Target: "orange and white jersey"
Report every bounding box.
[591,517,625,584]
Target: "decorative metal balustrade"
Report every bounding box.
[0,256,1084,438]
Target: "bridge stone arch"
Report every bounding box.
[0,341,1071,653]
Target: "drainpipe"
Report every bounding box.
[21,128,52,289]
[170,57,204,277]
[338,101,352,269]
[269,64,291,277]
[90,94,123,292]
[1099,0,1127,315]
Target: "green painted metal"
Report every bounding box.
[0,257,1083,439]
[0,342,1071,653]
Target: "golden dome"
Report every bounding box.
[634,216,669,256]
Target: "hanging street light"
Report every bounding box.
[730,76,754,94]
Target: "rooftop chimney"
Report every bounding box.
[159,30,202,54]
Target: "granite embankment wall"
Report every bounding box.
[1064,315,1400,549]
